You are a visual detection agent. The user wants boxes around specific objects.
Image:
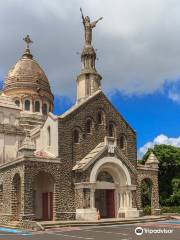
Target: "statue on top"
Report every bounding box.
[80,8,103,46]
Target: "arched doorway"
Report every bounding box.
[33,172,54,220]
[95,171,115,218]
[141,178,153,215]
[12,174,21,220]
[90,157,133,219]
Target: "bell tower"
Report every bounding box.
[76,9,103,103]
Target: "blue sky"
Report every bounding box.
[0,0,180,157]
[52,80,180,157]
[1,74,179,158]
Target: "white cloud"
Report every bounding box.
[139,134,180,157]
[1,0,180,97]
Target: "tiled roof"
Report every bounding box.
[34,150,56,159]
[72,142,107,171]
[59,90,102,118]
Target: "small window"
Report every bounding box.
[47,126,51,146]
[108,123,115,137]
[42,103,48,115]
[35,101,40,112]
[73,129,80,143]
[15,100,20,107]
[120,135,126,149]
[97,111,103,124]
[25,100,30,111]
[86,119,92,134]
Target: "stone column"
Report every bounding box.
[126,191,129,208]
[151,178,160,215]
[90,189,95,208]
[120,192,123,208]
[20,177,35,221]
[129,191,132,208]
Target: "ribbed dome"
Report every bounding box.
[4,53,53,98]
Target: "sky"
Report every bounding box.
[0,0,180,157]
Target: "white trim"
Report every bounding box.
[89,156,131,185]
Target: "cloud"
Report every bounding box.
[139,134,180,156]
[167,81,180,103]
[1,0,180,97]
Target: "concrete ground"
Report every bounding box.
[0,220,179,240]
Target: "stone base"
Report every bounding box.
[152,208,161,215]
[76,208,97,221]
[118,208,139,218]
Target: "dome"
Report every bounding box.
[4,50,53,103]
[3,36,54,116]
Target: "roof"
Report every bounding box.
[59,90,102,119]
[0,93,21,110]
[72,142,107,171]
[34,150,56,159]
[58,90,135,134]
[146,152,159,164]
[3,50,53,100]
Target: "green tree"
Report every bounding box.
[142,144,180,206]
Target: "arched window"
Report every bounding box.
[97,111,104,125]
[42,103,48,115]
[35,101,40,112]
[47,126,51,146]
[15,100,20,107]
[108,123,115,137]
[24,100,30,111]
[73,129,80,143]
[86,119,92,134]
[120,135,126,149]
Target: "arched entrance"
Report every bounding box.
[11,173,21,220]
[141,178,152,214]
[89,157,138,218]
[95,171,115,218]
[33,172,54,220]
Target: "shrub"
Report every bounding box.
[143,205,151,215]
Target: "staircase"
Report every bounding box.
[39,215,171,230]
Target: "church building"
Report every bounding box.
[0,12,160,224]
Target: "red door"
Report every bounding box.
[42,193,49,220]
[106,190,115,218]
[42,192,53,220]
[50,192,53,220]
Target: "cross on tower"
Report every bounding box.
[23,35,33,49]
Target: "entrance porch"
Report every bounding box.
[75,156,139,221]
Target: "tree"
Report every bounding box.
[142,144,180,206]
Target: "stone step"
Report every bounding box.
[40,216,170,230]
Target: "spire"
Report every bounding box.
[22,34,33,59]
[76,9,103,103]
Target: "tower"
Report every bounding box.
[3,35,54,130]
[76,9,103,103]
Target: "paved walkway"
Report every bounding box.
[0,220,179,240]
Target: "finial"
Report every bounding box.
[22,34,33,58]
[23,34,33,49]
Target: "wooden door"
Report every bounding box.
[50,192,53,220]
[106,190,115,218]
[42,193,49,220]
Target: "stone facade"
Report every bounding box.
[0,17,160,224]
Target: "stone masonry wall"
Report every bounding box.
[58,91,137,216]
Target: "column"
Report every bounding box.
[90,189,95,208]
[126,191,129,209]
[119,192,122,208]
[129,191,132,208]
